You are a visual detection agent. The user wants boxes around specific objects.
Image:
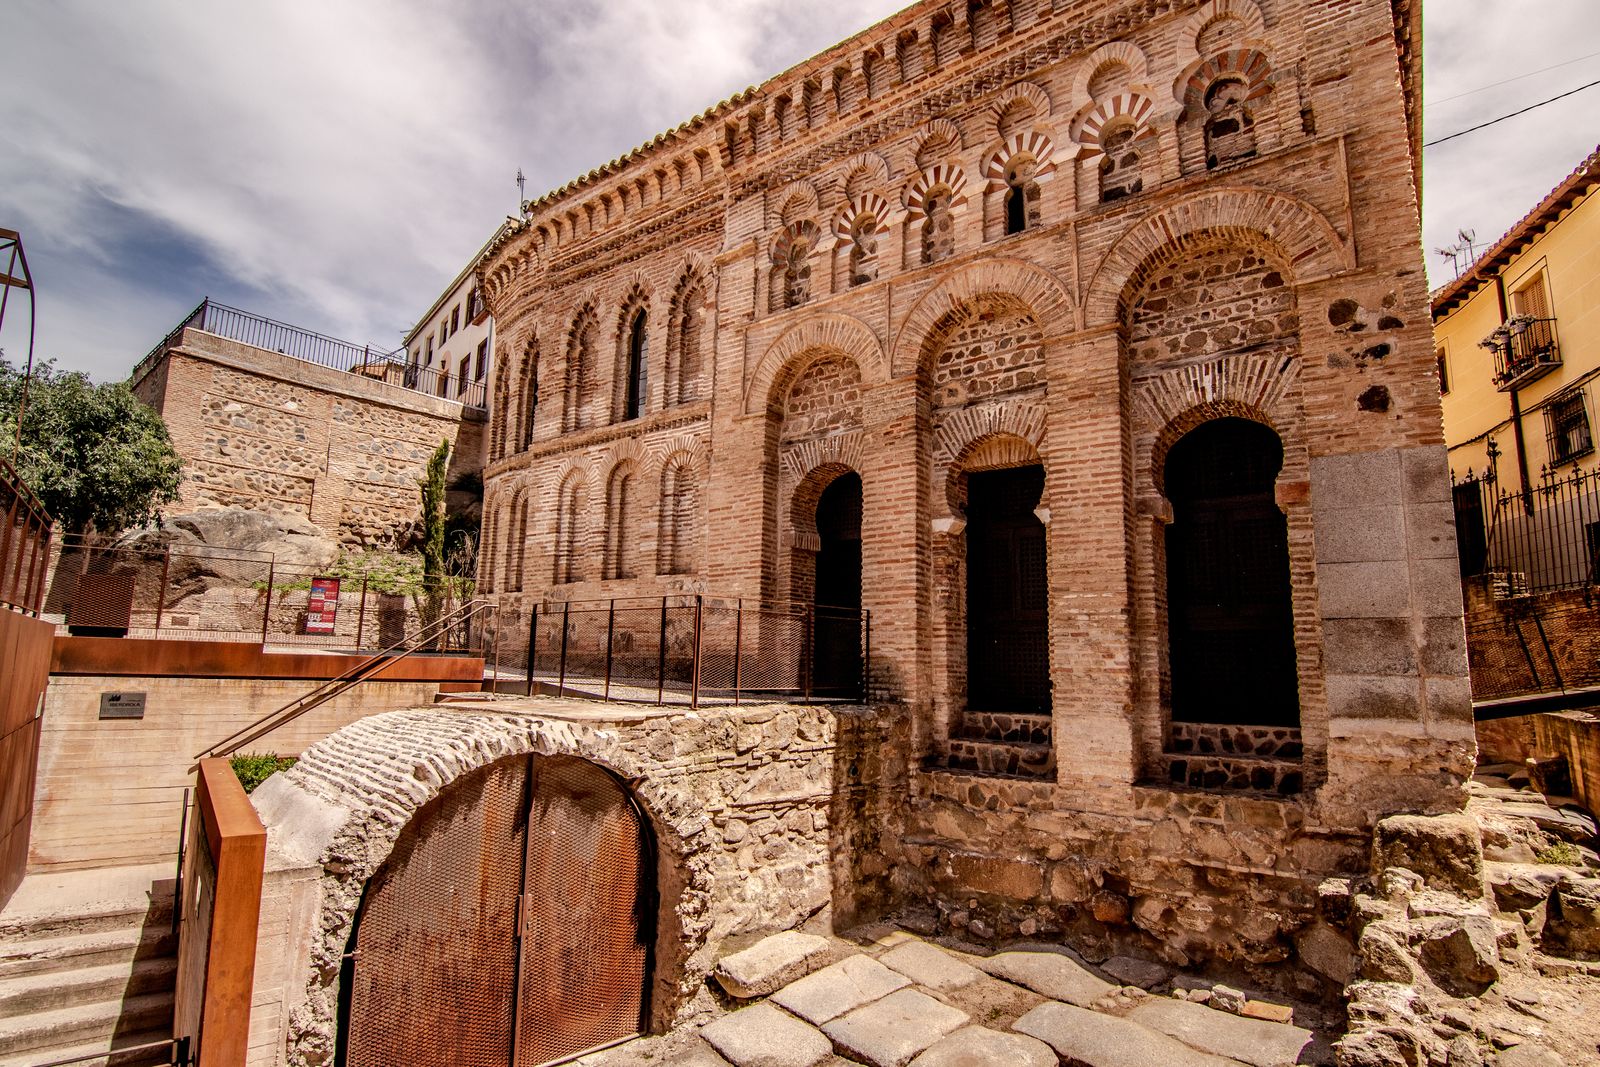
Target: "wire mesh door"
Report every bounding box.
[515,756,653,1065]
[346,758,531,1067]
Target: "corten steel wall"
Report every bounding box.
[473,0,1461,976]
[32,640,483,871]
[0,609,52,906]
[130,328,486,547]
[175,758,267,1067]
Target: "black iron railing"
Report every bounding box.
[1454,464,1600,595]
[523,595,870,708]
[1488,316,1561,392]
[133,299,487,411]
[0,456,52,615]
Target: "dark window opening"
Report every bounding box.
[966,464,1049,712]
[624,310,648,421]
[1436,348,1450,394]
[1546,388,1593,466]
[1164,418,1298,727]
[813,472,863,696]
[475,340,488,381]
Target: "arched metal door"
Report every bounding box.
[345,755,653,1067]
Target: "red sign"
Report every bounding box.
[304,577,341,635]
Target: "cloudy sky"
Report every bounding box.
[2,0,1597,381]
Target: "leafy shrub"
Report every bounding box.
[1536,841,1583,866]
[230,753,298,794]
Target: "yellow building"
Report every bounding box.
[1436,145,1600,485]
[1435,145,1600,588]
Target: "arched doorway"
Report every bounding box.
[1164,417,1298,726]
[812,471,863,695]
[343,755,654,1067]
[965,464,1049,711]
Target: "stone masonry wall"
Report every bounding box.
[132,331,486,547]
[246,699,901,1067]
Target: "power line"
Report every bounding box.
[1425,77,1600,147]
[1426,50,1600,108]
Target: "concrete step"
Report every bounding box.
[0,1027,174,1067]
[0,927,176,982]
[0,957,177,1020]
[0,897,172,947]
[0,991,172,1058]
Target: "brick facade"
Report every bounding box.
[472,0,1465,979]
[133,329,486,546]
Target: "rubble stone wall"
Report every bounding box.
[246,700,901,1067]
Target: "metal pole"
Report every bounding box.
[691,594,703,710]
[172,788,189,939]
[0,495,17,606]
[556,601,570,698]
[154,547,171,635]
[355,574,369,650]
[27,525,49,615]
[802,604,813,705]
[656,596,668,706]
[862,609,871,703]
[733,598,743,706]
[527,602,539,695]
[603,599,616,701]
[261,560,275,645]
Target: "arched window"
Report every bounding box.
[667,275,706,406]
[848,215,879,286]
[621,309,648,422]
[554,478,584,584]
[563,311,597,433]
[1099,125,1144,203]
[481,510,499,593]
[519,339,539,451]
[1003,157,1039,235]
[513,491,532,590]
[1164,418,1297,726]
[783,237,812,308]
[657,461,697,575]
[604,468,634,580]
[922,189,955,265]
[1203,78,1257,170]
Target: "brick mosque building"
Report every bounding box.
[468,0,1462,968]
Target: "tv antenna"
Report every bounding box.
[516,168,527,214]
[1434,228,1480,279]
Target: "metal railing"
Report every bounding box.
[1455,465,1600,595]
[134,298,487,411]
[0,456,52,616]
[521,595,870,708]
[45,534,476,650]
[1488,316,1561,391]
[33,1037,191,1066]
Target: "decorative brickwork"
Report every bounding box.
[468,0,1455,986]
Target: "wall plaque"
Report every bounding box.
[99,692,146,720]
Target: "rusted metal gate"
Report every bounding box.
[346,755,653,1067]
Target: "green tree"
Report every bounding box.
[0,357,182,535]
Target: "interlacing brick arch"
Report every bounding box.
[1177,0,1268,64]
[552,467,589,585]
[983,131,1059,183]
[833,193,893,242]
[1085,187,1354,325]
[1148,398,1286,494]
[603,460,639,581]
[656,451,700,576]
[905,165,970,214]
[986,81,1053,140]
[480,503,500,593]
[491,359,513,461]
[1070,40,1152,104]
[1180,49,1273,112]
[562,305,600,433]
[890,258,1074,378]
[516,333,540,453]
[788,459,861,553]
[612,282,652,423]
[747,312,887,416]
[1072,94,1156,162]
[666,267,711,406]
[912,118,963,169]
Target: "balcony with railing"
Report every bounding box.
[1485,315,1561,392]
[135,298,487,412]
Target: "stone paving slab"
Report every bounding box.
[1014,1000,1247,1067]
[1102,955,1170,990]
[716,932,833,998]
[700,1002,833,1067]
[907,1025,1056,1066]
[822,988,969,1067]
[771,954,912,1024]
[976,950,1115,1006]
[1127,998,1312,1067]
[878,941,985,992]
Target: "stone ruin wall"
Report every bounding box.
[466,0,1459,993]
[247,702,904,1066]
[132,330,486,549]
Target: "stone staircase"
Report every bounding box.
[0,871,177,1067]
[942,711,1056,779]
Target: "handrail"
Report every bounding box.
[32,1036,190,1067]
[195,598,493,760]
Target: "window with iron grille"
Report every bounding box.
[1545,387,1593,466]
[1436,346,1450,394]
[475,339,488,380]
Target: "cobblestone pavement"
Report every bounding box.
[573,926,1335,1067]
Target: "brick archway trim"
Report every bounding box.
[746,312,887,415]
[890,258,1074,377]
[932,399,1048,516]
[1084,187,1353,322]
[256,709,717,1067]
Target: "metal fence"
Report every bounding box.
[0,456,52,615]
[1466,599,1600,702]
[45,534,476,651]
[1454,466,1600,595]
[134,298,487,412]
[503,596,870,708]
